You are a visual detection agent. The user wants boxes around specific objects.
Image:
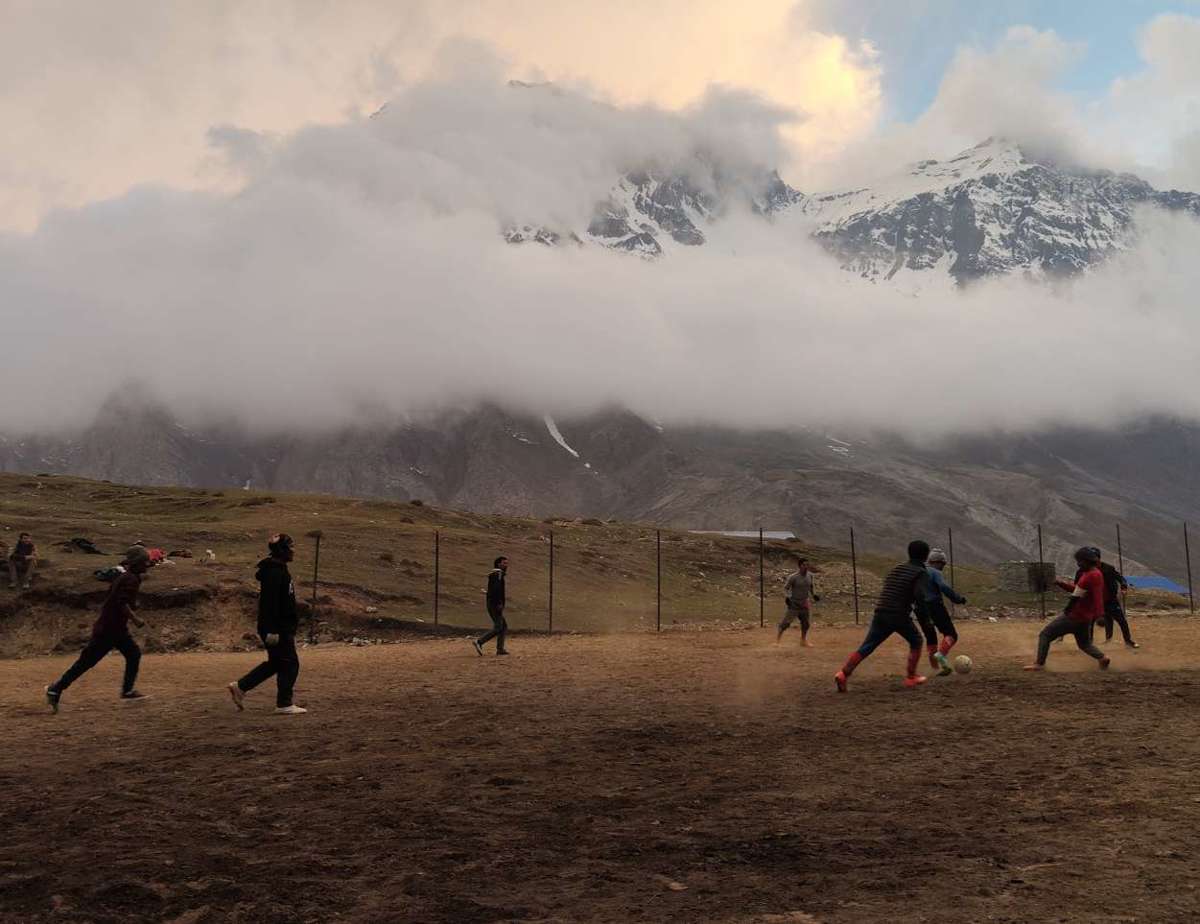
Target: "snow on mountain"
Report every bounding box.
[507,137,1200,285]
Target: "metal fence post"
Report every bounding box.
[850,527,860,626]
[948,526,956,614]
[308,530,322,644]
[1037,524,1046,620]
[759,527,765,628]
[433,530,440,631]
[548,529,555,634]
[656,529,662,633]
[1186,522,1195,615]
[1116,522,1125,611]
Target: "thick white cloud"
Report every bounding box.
[3,71,1200,438]
[0,0,881,231]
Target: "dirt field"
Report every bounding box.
[2,618,1199,923]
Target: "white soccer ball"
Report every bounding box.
[953,655,973,674]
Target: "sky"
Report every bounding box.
[3,1,1200,436]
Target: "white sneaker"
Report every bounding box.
[275,705,307,715]
[227,681,245,711]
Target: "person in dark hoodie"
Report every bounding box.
[228,533,306,714]
[473,556,509,657]
[835,540,933,692]
[1089,547,1138,649]
[45,546,152,712]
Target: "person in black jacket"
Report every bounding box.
[835,540,933,692]
[228,533,306,714]
[473,556,509,656]
[1090,547,1138,648]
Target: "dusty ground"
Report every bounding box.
[2,618,1199,923]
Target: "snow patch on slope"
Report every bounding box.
[543,415,580,458]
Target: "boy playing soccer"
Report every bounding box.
[835,540,933,692]
[1025,547,1111,672]
[921,548,967,676]
[776,557,821,646]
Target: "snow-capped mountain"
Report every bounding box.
[508,138,1200,284]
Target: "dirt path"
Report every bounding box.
[2,619,1199,923]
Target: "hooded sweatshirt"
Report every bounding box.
[256,556,298,636]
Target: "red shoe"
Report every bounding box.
[903,675,928,688]
[834,671,848,693]
[1099,657,1111,671]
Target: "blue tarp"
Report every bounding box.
[1126,575,1190,594]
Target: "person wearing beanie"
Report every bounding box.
[920,549,968,676]
[835,540,934,692]
[229,533,306,714]
[45,546,152,712]
[1025,547,1111,672]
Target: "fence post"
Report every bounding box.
[656,529,662,633]
[947,526,956,614]
[1186,522,1195,615]
[850,527,860,626]
[308,530,322,644]
[548,529,555,634]
[1116,522,1125,612]
[759,527,765,628]
[433,530,440,632]
[1037,524,1046,620]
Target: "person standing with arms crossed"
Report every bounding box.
[45,546,152,712]
[776,557,821,646]
[228,534,307,714]
[473,556,509,656]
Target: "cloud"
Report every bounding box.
[0,0,882,231]
[3,69,1200,439]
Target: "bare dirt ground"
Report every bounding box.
[2,618,1199,923]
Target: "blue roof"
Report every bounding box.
[1126,575,1190,594]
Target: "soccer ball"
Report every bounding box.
[953,655,973,674]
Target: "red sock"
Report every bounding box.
[939,636,957,656]
[906,647,921,678]
[927,644,939,668]
[841,651,864,677]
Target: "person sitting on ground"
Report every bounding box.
[9,532,37,591]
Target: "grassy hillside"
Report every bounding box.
[0,473,1187,657]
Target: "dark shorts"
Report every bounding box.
[780,605,811,631]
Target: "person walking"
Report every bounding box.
[8,532,37,590]
[920,548,967,676]
[835,540,934,692]
[776,557,821,646]
[473,556,509,656]
[45,546,152,712]
[1025,547,1111,672]
[228,534,306,715]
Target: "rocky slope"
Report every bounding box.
[509,138,1200,285]
[3,396,1198,582]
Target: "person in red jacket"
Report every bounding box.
[45,546,152,712]
[1025,547,1111,671]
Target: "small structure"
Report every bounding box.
[997,560,1056,593]
[692,530,797,541]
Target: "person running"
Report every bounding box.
[920,549,967,676]
[473,556,509,657]
[1090,547,1138,649]
[45,546,151,712]
[228,534,306,715]
[1025,547,1111,672]
[835,540,934,692]
[8,532,37,590]
[776,557,821,646]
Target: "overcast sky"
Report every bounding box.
[3,2,1200,436]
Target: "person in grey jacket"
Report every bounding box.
[776,557,821,646]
